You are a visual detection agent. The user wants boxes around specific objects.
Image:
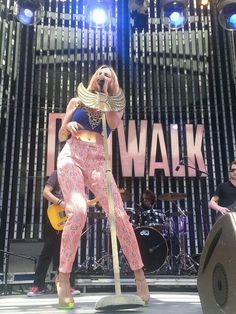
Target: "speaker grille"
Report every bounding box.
[212,263,228,307]
[8,239,44,273]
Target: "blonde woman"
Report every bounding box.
[56,65,150,309]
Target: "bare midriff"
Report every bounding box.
[75,129,103,145]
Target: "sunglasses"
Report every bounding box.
[230,169,236,172]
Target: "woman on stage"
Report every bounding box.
[56,65,150,309]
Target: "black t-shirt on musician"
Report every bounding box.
[213,181,236,209]
[46,170,63,200]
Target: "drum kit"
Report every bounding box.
[80,190,199,275]
[126,191,199,275]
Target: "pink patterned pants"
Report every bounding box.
[57,137,144,273]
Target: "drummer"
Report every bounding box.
[132,190,157,227]
[131,190,156,227]
[138,190,167,231]
[141,190,156,211]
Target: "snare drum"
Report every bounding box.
[134,226,168,273]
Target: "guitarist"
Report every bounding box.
[27,170,80,297]
[209,160,236,221]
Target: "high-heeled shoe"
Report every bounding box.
[55,272,75,309]
[135,277,150,304]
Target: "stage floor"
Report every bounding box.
[0,291,203,314]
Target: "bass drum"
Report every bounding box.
[134,226,168,273]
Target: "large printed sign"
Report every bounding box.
[47,113,207,177]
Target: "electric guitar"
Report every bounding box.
[47,204,67,231]
[47,197,98,231]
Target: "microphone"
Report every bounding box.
[175,159,185,171]
[175,158,208,176]
[97,78,105,92]
[175,165,180,171]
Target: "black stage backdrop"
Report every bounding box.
[0,0,236,275]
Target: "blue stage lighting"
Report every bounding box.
[86,0,111,28]
[218,0,236,31]
[229,13,236,27]
[160,0,188,30]
[169,11,185,25]
[14,0,43,25]
[91,7,108,26]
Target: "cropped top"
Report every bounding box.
[71,107,112,136]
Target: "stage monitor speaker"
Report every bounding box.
[197,212,236,314]
[8,239,44,273]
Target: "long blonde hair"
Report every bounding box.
[86,65,120,96]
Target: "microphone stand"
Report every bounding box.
[180,161,209,176]
[95,84,144,309]
[198,199,210,238]
[0,249,37,295]
[171,201,199,275]
[179,161,209,254]
[100,94,122,296]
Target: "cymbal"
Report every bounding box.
[119,188,132,202]
[158,192,187,202]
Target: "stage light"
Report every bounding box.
[85,0,112,28]
[13,0,43,25]
[160,0,188,30]
[218,0,236,31]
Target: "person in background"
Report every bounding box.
[131,190,157,227]
[27,170,80,297]
[209,160,236,221]
[139,190,166,228]
[56,65,150,309]
[140,190,156,211]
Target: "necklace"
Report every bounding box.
[86,108,102,129]
[77,83,126,112]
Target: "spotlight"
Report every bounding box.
[85,0,112,28]
[218,0,236,31]
[160,0,188,30]
[13,0,43,25]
